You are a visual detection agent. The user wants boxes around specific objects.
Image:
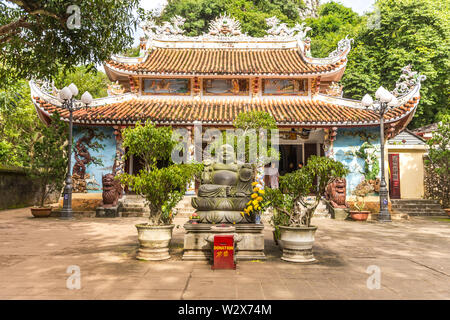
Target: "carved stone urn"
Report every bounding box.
[279,226,318,263]
[135,224,175,261]
[191,144,254,224]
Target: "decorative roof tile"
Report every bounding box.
[33,96,419,126]
[106,48,345,76]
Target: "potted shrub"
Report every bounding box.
[350,180,373,221]
[118,121,202,261]
[29,112,68,218]
[270,208,290,248]
[265,156,348,262]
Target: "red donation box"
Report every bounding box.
[212,235,235,270]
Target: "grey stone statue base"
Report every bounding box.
[196,210,253,224]
[183,223,266,261]
[96,206,121,218]
[330,208,349,220]
[324,200,349,220]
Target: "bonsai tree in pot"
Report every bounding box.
[117,120,202,261]
[350,180,373,221]
[29,112,68,217]
[265,156,348,262]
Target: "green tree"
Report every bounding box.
[53,65,111,99]
[0,65,110,168]
[266,156,349,227]
[29,111,68,207]
[118,120,203,225]
[0,0,139,87]
[424,116,450,207]
[0,79,41,167]
[341,0,450,128]
[152,0,305,37]
[305,1,363,58]
[233,110,279,165]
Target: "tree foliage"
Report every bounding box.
[424,116,450,208]
[0,66,111,168]
[53,65,111,99]
[120,120,177,171]
[0,0,139,87]
[0,79,41,167]
[233,110,279,165]
[305,1,363,58]
[118,121,203,225]
[154,0,305,37]
[265,156,349,227]
[29,111,68,207]
[341,0,450,128]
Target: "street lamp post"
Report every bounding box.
[59,84,93,220]
[361,86,398,222]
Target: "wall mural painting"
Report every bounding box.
[72,127,117,193]
[203,79,249,95]
[332,128,381,196]
[263,79,306,95]
[143,79,190,94]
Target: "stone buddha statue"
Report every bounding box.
[192,144,254,223]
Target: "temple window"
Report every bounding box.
[262,79,308,95]
[202,78,249,96]
[142,78,190,95]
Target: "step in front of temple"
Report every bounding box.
[118,195,149,217]
[391,199,446,216]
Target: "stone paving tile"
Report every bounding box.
[0,208,449,300]
[182,278,237,299]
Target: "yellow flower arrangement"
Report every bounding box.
[242,183,268,217]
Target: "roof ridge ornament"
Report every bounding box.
[328,35,354,59]
[141,15,186,37]
[207,14,243,36]
[392,64,426,97]
[265,16,311,40]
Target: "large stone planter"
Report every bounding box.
[279,226,318,263]
[136,224,174,261]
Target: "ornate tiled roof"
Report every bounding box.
[106,48,347,76]
[31,93,421,127]
[104,15,353,77]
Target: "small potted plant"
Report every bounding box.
[118,121,203,261]
[265,156,348,262]
[350,180,373,221]
[29,112,68,218]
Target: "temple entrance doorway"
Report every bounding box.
[277,129,325,176]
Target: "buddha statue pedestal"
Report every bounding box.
[182,145,266,260]
[183,223,266,261]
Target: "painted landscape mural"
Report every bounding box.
[71,126,117,193]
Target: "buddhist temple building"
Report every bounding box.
[29,15,425,209]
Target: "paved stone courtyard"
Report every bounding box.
[0,207,449,300]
